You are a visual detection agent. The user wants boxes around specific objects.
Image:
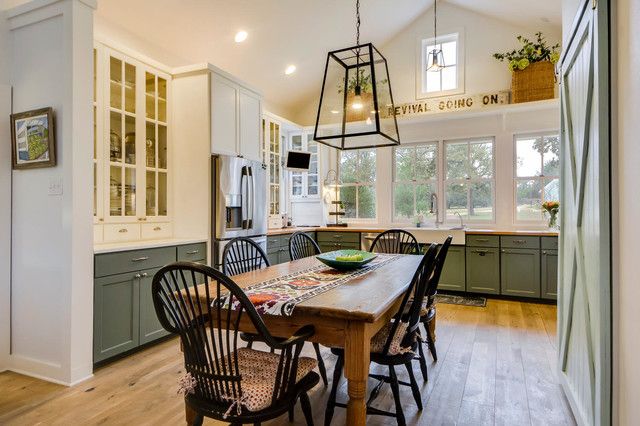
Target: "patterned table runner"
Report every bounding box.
[218,254,400,316]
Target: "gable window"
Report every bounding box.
[445,138,494,221]
[393,143,438,221]
[514,133,560,222]
[340,149,376,220]
[417,32,464,98]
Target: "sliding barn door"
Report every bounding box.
[558,0,611,424]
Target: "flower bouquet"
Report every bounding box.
[542,201,560,229]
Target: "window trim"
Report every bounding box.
[416,30,465,99]
[339,149,377,222]
[392,141,439,223]
[443,137,496,223]
[512,132,560,224]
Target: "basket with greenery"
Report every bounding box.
[493,32,560,103]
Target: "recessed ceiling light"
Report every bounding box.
[285,65,297,75]
[235,31,248,43]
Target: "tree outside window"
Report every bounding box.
[340,149,376,219]
[393,143,438,221]
[514,134,560,221]
[445,139,494,221]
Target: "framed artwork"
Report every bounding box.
[10,107,56,169]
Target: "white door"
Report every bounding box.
[211,74,238,156]
[238,89,262,162]
[558,1,611,424]
[0,84,11,371]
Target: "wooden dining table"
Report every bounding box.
[184,254,423,425]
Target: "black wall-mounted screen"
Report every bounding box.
[285,150,311,171]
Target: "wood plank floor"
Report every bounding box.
[0,299,575,425]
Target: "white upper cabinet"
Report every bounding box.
[238,90,262,162]
[210,71,262,162]
[211,75,238,157]
[94,43,172,244]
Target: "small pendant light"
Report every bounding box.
[314,0,400,150]
[426,0,445,72]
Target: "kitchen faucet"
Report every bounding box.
[429,193,443,228]
[454,211,465,229]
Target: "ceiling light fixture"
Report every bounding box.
[426,0,445,72]
[234,30,248,43]
[285,64,297,75]
[313,0,400,150]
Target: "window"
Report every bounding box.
[418,32,464,98]
[340,149,376,219]
[393,143,438,221]
[264,119,281,215]
[514,133,560,221]
[290,132,319,199]
[445,138,494,221]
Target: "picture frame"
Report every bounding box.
[10,107,56,169]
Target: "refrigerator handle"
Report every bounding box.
[248,166,254,229]
[241,165,249,229]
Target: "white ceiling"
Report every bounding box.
[95,0,561,119]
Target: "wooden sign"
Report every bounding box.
[390,91,510,118]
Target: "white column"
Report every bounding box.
[7,0,95,385]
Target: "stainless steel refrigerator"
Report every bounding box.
[211,155,267,268]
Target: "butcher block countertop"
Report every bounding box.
[267,226,559,237]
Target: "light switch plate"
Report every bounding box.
[48,177,63,196]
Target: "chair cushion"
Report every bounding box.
[181,347,317,414]
[370,321,412,355]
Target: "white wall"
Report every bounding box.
[292,2,562,126]
[613,0,640,423]
[6,0,95,385]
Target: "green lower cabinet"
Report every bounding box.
[500,248,541,298]
[94,271,140,363]
[439,245,466,291]
[139,267,171,345]
[466,247,500,294]
[541,249,558,299]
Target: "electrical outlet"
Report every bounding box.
[48,177,63,196]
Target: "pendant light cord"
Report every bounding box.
[356,0,360,46]
[433,0,437,42]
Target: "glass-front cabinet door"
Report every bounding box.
[95,44,171,231]
[289,131,320,200]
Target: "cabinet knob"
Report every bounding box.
[118,228,128,233]
[134,273,141,279]
[153,226,162,231]
[131,256,149,262]
[186,250,199,255]
[141,272,148,278]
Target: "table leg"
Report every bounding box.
[343,321,371,426]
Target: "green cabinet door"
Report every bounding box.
[466,247,500,294]
[139,267,171,345]
[267,251,279,266]
[541,249,558,300]
[500,248,541,298]
[94,271,140,363]
[439,245,466,291]
[278,247,291,264]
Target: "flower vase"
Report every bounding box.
[547,209,558,229]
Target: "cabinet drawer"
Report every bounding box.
[500,235,540,250]
[141,222,173,240]
[94,225,104,244]
[267,235,281,248]
[177,243,207,262]
[319,242,360,253]
[465,234,499,248]
[95,246,176,278]
[316,231,360,244]
[103,223,141,243]
[541,236,558,250]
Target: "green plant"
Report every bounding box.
[337,68,387,94]
[493,32,560,71]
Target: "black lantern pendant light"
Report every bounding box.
[314,0,400,150]
[426,0,445,72]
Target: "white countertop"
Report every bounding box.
[94,237,209,254]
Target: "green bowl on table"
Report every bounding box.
[316,250,378,271]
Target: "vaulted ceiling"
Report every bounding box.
[94,0,561,119]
